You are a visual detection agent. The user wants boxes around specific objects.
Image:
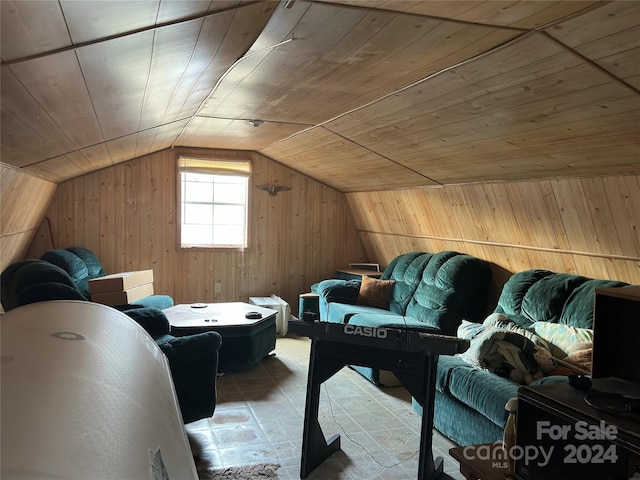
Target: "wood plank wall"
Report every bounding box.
[15,152,639,315]
[0,163,57,272]
[346,175,640,307]
[26,148,366,309]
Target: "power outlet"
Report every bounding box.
[214,282,221,293]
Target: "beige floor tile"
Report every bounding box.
[187,336,467,479]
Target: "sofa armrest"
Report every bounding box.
[127,294,174,310]
[312,279,360,304]
[157,331,222,423]
[123,307,170,338]
[311,279,361,322]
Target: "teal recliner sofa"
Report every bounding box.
[1,254,222,424]
[422,269,631,446]
[311,251,494,384]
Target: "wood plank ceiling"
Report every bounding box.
[1,0,638,191]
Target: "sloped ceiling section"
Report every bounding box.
[1,0,638,191]
[0,0,277,180]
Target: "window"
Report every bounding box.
[178,157,251,249]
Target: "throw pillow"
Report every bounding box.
[532,322,593,358]
[356,275,395,310]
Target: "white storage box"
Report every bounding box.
[249,295,290,336]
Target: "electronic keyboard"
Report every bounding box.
[288,319,469,356]
[290,318,467,479]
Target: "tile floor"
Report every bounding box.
[186,335,467,479]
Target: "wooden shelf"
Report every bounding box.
[336,268,382,280]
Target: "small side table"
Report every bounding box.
[449,443,511,480]
[335,268,383,280]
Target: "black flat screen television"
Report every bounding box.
[591,286,640,385]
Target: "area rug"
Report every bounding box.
[197,463,281,479]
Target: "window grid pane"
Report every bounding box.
[180,167,249,248]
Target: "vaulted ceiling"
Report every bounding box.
[2,0,638,192]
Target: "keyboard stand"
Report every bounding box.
[294,322,446,479]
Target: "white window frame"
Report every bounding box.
[178,156,251,250]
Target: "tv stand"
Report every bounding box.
[515,378,640,480]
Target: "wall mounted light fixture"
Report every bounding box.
[256,185,291,196]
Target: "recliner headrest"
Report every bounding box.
[1,259,85,311]
[66,246,105,277]
[41,249,88,282]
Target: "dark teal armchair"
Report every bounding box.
[1,256,222,424]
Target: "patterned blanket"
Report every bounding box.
[458,314,556,384]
